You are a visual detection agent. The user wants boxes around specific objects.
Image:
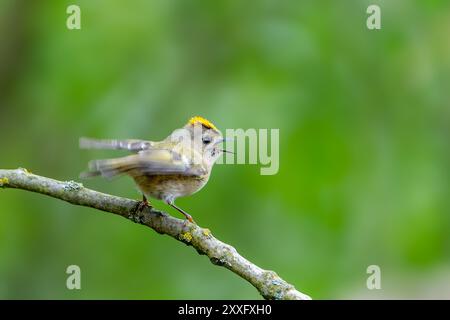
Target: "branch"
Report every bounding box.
[0,168,311,300]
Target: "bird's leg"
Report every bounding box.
[169,202,195,224]
[136,194,150,212]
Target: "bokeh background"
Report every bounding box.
[0,0,449,299]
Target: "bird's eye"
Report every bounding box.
[202,136,212,145]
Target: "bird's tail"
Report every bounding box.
[80,156,137,179]
[80,157,125,178]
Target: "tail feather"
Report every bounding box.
[79,170,102,179]
[83,158,132,179]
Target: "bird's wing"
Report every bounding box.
[79,137,153,152]
[81,149,206,178]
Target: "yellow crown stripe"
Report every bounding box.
[188,116,218,131]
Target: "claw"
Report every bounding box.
[136,195,150,212]
[186,214,195,224]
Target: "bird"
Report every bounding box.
[79,116,230,224]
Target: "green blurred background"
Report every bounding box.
[0,0,449,299]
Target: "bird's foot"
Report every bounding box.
[184,214,196,225]
[166,201,196,225]
[136,195,151,212]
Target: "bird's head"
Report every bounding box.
[185,116,229,166]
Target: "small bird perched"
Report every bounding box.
[80,116,229,223]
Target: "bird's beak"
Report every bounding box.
[217,137,234,154]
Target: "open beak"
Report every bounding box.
[218,137,234,154]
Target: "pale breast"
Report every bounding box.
[133,174,209,201]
